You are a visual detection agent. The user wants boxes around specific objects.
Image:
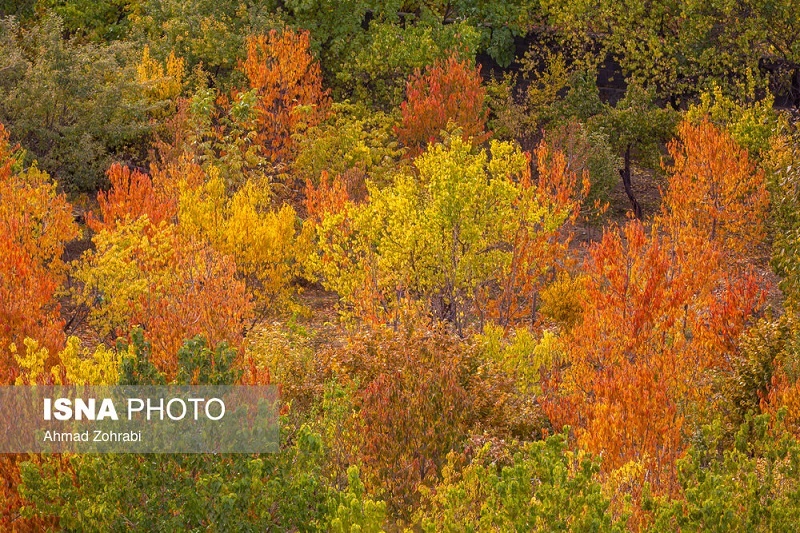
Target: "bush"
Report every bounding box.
[417,431,626,532]
[0,16,152,191]
[644,413,800,532]
[543,120,618,218]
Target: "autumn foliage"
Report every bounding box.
[492,141,589,326]
[77,216,252,378]
[543,120,769,495]
[543,221,763,493]
[4,3,800,528]
[0,125,78,382]
[662,118,769,260]
[86,162,177,232]
[240,29,331,166]
[0,123,79,530]
[395,54,489,154]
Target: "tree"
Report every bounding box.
[544,118,770,492]
[86,162,177,232]
[13,335,120,386]
[544,219,764,493]
[594,84,678,219]
[542,0,765,103]
[396,54,489,156]
[685,83,783,160]
[322,465,387,533]
[0,15,153,191]
[136,45,186,120]
[740,0,800,108]
[544,222,695,491]
[17,332,334,530]
[765,127,800,305]
[0,124,78,532]
[239,29,331,168]
[0,123,78,381]
[644,413,800,531]
[661,118,769,261]
[35,0,138,41]
[308,325,518,522]
[305,136,583,331]
[541,119,618,218]
[0,0,35,18]
[293,101,406,189]
[157,29,333,203]
[335,19,480,109]
[284,0,530,97]
[176,168,303,316]
[76,216,253,378]
[417,431,626,532]
[127,0,274,89]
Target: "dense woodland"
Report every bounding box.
[2,0,800,530]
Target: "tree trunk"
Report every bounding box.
[619,143,643,219]
[793,67,800,109]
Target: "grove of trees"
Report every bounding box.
[2,1,800,530]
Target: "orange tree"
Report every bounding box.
[86,162,178,232]
[0,123,77,531]
[239,29,331,169]
[543,118,769,495]
[395,54,489,156]
[0,124,78,381]
[153,29,331,199]
[661,118,769,263]
[76,213,252,379]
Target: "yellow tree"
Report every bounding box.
[304,135,583,331]
[177,168,302,316]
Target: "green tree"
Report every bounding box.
[0,15,151,191]
[417,431,626,532]
[542,0,765,103]
[336,18,480,109]
[0,0,35,18]
[19,428,332,531]
[35,0,139,41]
[766,125,800,304]
[322,465,387,533]
[293,101,406,189]
[128,0,280,89]
[739,0,800,107]
[644,413,800,532]
[19,332,333,531]
[593,84,678,218]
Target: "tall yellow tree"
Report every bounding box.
[304,136,584,331]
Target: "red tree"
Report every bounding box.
[395,54,489,155]
[86,163,177,232]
